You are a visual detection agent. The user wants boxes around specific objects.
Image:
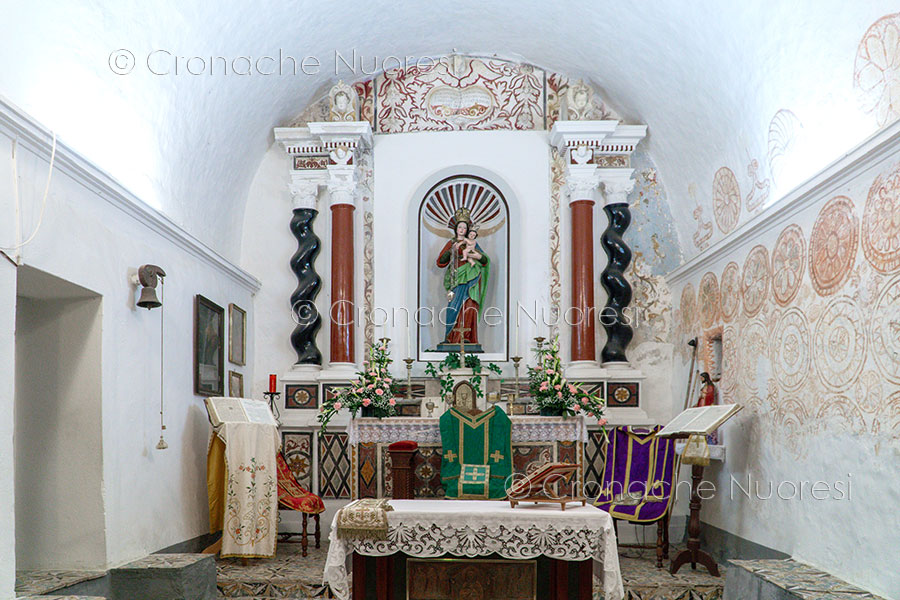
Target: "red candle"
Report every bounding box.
[269,374,277,394]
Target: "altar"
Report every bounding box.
[347,414,588,500]
[323,499,624,600]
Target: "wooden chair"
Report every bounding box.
[275,450,325,557]
[387,441,419,499]
[594,426,679,567]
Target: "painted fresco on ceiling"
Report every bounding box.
[288,55,620,132]
[625,149,683,277]
[673,158,900,458]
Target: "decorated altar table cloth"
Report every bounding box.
[207,422,280,558]
[324,499,624,600]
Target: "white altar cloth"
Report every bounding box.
[323,499,624,600]
[347,415,589,445]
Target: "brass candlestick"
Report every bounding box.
[404,357,414,400]
[511,356,523,402]
[534,336,545,350]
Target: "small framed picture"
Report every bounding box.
[194,295,224,396]
[228,371,244,397]
[228,303,246,366]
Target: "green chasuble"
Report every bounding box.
[439,406,512,499]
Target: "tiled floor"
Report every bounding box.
[217,542,725,600]
[14,571,105,597]
[14,542,727,599]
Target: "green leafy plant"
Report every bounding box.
[424,352,502,403]
[527,337,606,420]
[318,339,398,431]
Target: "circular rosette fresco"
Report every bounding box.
[809,196,859,297]
[721,326,739,398]
[740,320,768,393]
[771,224,806,306]
[854,13,900,127]
[814,297,867,392]
[719,262,741,322]
[862,162,900,274]
[712,166,741,234]
[771,307,810,393]
[870,275,900,384]
[741,245,770,318]
[698,271,720,329]
[680,283,696,331]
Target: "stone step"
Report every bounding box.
[725,559,885,600]
[16,596,106,600]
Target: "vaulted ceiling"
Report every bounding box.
[3,1,897,263]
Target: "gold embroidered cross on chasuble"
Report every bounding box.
[439,405,512,499]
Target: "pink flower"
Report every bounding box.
[389,398,396,406]
[557,391,563,398]
[554,384,561,390]
[356,387,364,394]
[580,397,589,406]
[547,369,554,375]
[568,384,576,394]
[597,418,608,426]
[376,388,384,396]
[540,382,549,391]
[362,398,371,407]
[369,370,376,376]
[384,378,392,384]
[367,383,375,389]
[535,366,543,371]
[333,402,342,410]
[573,405,581,413]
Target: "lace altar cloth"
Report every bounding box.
[347,415,588,445]
[323,499,624,600]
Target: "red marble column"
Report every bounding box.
[330,203,355,364]
[570,198,596,362]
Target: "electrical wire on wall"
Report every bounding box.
[2,132,57,264]
[156,278,168,450]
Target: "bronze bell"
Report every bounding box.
[137,285,162,309]
[136,264,166,309]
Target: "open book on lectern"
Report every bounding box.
[657,404,742,438]
[204,397,277,427]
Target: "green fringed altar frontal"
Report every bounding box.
[439,406,512,499]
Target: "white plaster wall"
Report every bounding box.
[0,260,18,600]
[666,130,900,598]
[378,130,549,369]
[15,294,106,569]
[0,122,257,572]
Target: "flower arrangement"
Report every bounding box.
[318,338,398,431]
[527,337,607,421]
[424,352,502,404]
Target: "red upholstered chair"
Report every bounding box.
[387,441,419,500]
[276,450,325,556]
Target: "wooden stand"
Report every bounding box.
[669,463,720,577]
[509,496,586,511]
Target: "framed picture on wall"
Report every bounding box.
[194,295,224,396]
[228,303,246,366]
[228,370,244,397]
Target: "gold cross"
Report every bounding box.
[490,450,504,463]
[443,450,457,462]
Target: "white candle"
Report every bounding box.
[407,318,412,357]
[514,313,518,357]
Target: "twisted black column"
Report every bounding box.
[600,202,633,364]
[289,208,322,365]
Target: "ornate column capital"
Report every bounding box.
[288,174,324,210]
[597,168,636,205]
[565,163,601,203]
[325,164,358,207]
